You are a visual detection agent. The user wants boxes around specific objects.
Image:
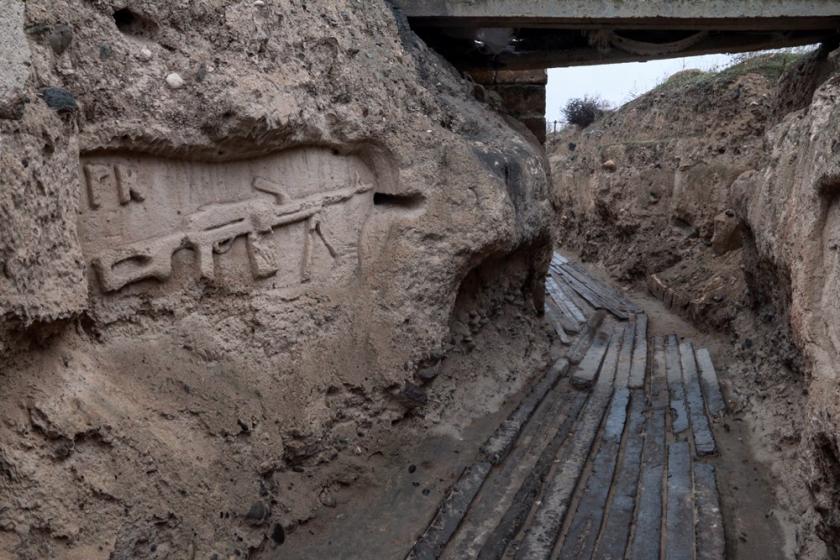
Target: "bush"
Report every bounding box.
[562,96,607,128]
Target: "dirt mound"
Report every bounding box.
[0,2,553,558]
[549,48,840,557]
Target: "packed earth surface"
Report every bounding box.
[1,1,840,559]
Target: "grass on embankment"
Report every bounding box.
[651,51,807,95]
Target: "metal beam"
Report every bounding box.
[441,31,835,70]
[393,0,840,30]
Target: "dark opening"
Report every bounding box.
[113,8,157,37]
[373,191,426,211]
[113,8,136,30]
[819,174,840,197]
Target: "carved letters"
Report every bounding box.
[83,163,145,209]
[78,149,376,293]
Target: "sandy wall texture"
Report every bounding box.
[0,1,554,558]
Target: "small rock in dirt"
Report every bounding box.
[48,24,73,55]
[408,464,417,473]
[137,47,152,61]
[602,159,617,172]
[258,460,277,475]
[416,365,439,384]
[39,87,77,112]
[244,501,269,526]
[399,383,428,409]
[271,523,285,545]
[99,45,112,60]
[422,488,431,496]
[165,72,185,89]
[53,438,74,460]
[319,487,337,508]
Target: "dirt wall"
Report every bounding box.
[0,1,553,558]
[737,59,840,555]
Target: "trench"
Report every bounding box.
[278,46,834,560]
[279,249,789,560]
[3,5,839,560]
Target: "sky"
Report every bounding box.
[545,54,735,124]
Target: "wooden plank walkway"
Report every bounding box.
[665,335,690,434]
[554,388,630,559]
[566,311,606,364]
[665,442,695,560]
[571,330,611,389]
[696,347,726,417]
[628,314,648,389]
[406,255,729,560]
[593,389,647,560]
[512,345,618,560]
[680,341,718,456]
[548,252,641,319]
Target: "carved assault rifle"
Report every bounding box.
[93,178,373,292]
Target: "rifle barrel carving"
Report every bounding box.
[93,180,373,292]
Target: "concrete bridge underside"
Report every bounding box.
[392,0,840,141]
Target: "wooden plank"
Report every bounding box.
[650,336,669,410]
[591,389,648,560]
[556,388,631,559]
[626,406,666,560]
[613,319,636,387]
[550,266,629,320]
[596,334,621,390]
[695,348,726,417]
[664,441,694,560]
[545,299,575,342]
[567,310,607,364]
[664,335,689,434]
[571,331,611,389]
[563,261,641,313]
[551,262,626,314]
[512,355,618,560]
[694,462,726,560]
[628,314,648,389]
[550,265,609,312]
[546,275,586,325]
[408,359,573,559]
[450,377,584,559]
[560,262,626,305]
[481,358,570,464]
[554,280,587,323]
[406,460,493,560]
[626,336,668,560]
[546,277,583,333]
[552,252,569,266]
[679,341,717,457]
[476,390,589,560]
